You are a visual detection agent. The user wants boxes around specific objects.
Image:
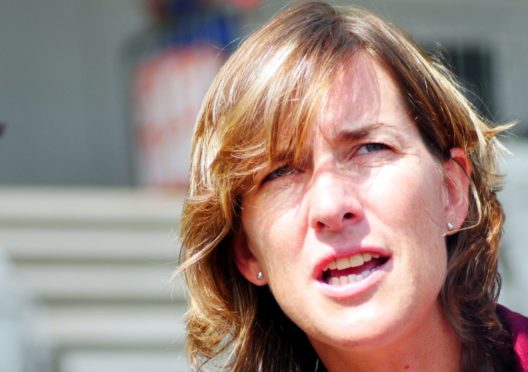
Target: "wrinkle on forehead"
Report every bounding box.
[320,52,382,142]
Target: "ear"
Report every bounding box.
[232,229,267,286]
[443,148,472,233]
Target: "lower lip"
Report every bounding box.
[315,259,390,300]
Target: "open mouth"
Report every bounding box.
[320,252,389,285]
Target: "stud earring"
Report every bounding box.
[447,222,455,231]
[257,271,264,280]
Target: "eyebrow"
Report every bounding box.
[332,122,386,144]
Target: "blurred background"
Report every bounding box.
[0,0,526,371]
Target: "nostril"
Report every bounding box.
[316,221,326,229]
[343,212,353,220]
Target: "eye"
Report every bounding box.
[356,142,389,155]
[262,164,301,183]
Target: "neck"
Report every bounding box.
[313,305,461,372]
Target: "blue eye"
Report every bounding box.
[356,143,388,155]
[263,165,300,183]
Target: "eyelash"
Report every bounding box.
[263,164,302,183]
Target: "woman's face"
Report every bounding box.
[234,54,468,353]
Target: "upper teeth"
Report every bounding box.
[325,252,380,271]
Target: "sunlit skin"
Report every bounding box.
[234,53,471,371]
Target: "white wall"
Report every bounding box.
[0,0,146,185]
[498,140,528,313]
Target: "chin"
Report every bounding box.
[306,297,443,353]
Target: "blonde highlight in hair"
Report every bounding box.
[177,2,514,370]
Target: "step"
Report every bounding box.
[12,263,185,304]
[0,228,179,264]
[34,304,186,348]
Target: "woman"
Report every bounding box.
[178,2,527,371]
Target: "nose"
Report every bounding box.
[308,170,364,232]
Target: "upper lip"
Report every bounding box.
[313,246,391,280]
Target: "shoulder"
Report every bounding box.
[497,304,528,371]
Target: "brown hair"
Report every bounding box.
[177,2,513,370]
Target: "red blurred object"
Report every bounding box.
[228,0,261,8]
[133,47,225,188]
[147,0,166,22]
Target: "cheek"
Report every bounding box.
[242,198,303,270]
[369,162,448,276]
[365,161,446,233]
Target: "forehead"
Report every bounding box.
[272,53,407,157]
[320,54,406,138]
